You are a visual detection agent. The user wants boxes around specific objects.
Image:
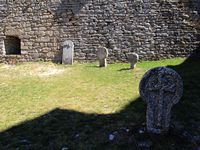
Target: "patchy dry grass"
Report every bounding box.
[0,62,65,78]
[0,58,199,150]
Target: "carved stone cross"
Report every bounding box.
[127,53,139,69]
[96,47,109,67]
[62,40,74,65]
[140,67,183,134]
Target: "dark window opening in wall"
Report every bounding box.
[5,36,21,55]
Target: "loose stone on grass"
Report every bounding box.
[139,67,183,134]
[96,47,109,67]
[62,40,74,65]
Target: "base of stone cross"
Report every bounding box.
[147,126,169,134]
[99,59,107,67]
[62,59,73,65]
[130,63,136,69]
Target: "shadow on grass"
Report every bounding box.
[85,65,100,68]
[0,98,146,150]
[118,68,132,71]
[0,57,199,150]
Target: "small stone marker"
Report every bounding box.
[127,53,139,69]
[62,40,74,65]
[96,47,109,67]
[139,67,183,134]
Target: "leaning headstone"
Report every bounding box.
[96,47,109,67]
[139,67,183,134]
[127,53,139,69]
[62,40,74,65]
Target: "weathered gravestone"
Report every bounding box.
[96,47,109,67]
[127,53,139,69]
[139,67,183,134]
[62,40,74,65]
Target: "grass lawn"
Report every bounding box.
[0,58,199,150]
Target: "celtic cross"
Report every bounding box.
[140,67,183,133]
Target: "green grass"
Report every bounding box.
[0,58,199,150]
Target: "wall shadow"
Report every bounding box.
[54,0,89,24]
[168,54,200,134]
[52,0,90,63]
[0,98,146,150]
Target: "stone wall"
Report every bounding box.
[0,0,199,64]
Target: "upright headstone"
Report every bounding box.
[139,67,183,134]
[62,40,74,65]
[127,53,139,69]
[96,47,109,67]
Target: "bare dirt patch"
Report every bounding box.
[0,63,66,77]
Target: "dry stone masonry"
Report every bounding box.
[0,0,200,63]
[139,67,183,134]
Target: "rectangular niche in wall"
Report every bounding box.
[4,36,21,55]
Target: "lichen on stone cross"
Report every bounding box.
[139,67,183,134]
[96,47,109,67]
